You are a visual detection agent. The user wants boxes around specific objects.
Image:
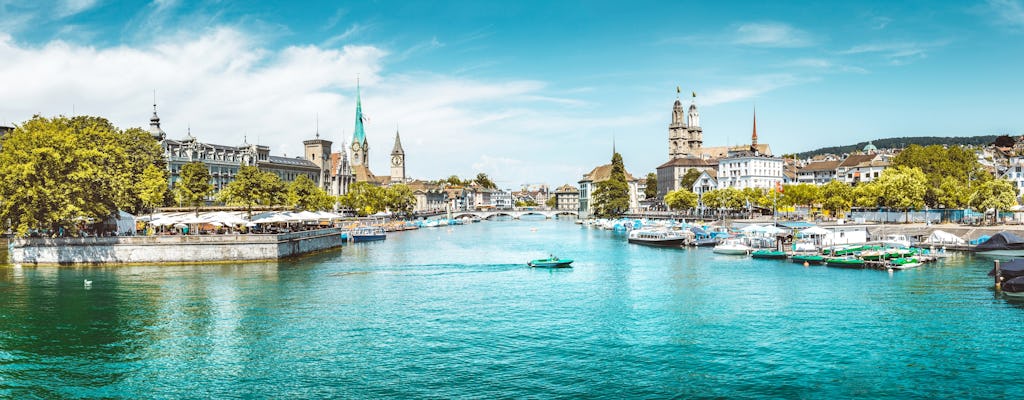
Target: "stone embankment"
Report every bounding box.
[9,228,344,265]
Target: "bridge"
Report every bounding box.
[449,209,579,220]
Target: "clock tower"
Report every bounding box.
[351,80,369,167]
[390,129,405,184]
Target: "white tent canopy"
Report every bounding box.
[798,226,830,237]
[924,229,965,245]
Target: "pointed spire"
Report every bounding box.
[315,113,320,138]
[392,127,404,155]
[612,134,617,155]
[352,77,367,145]
[751,106,758,147]
[148,90,165,140]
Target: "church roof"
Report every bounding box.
[580,163,637,183]
[392,130,404,154]
[353,82,367,145]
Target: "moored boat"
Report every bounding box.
[750,249,787,259]
[975,232,1024,257]
[349,226,386,242]
[826,256,865,268]
[791,254,826,265]
[627,229,694,248]
[713,239,753,255]
[528,256,574,268]
[889,257,922,270]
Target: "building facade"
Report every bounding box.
[578,163,639,215]
[554,184,580,211]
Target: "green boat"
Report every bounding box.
[826,256,866,268]
[791,254,826,265]
[823,245,864,257]
[528,256,574,268]
[751,250,788,259]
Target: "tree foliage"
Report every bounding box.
[890,144,987,207]
[176,162,213,213]
[664,189,697,210]
[385,184,416,216]
[796,136,997,159]
[875,166,928,211]
[852,181,882,208]
[820,180,853,216]
[781,183,821,208]
[680,168,702,191]
[287,175,334,211]
[972,179,1017,213]
[215,166,285,216]
[138,164,169,215]
[644,172,658,199]
[591,152,630,218]
[474,173,497,189]
[0,115,161,236]
[339,182,385,216]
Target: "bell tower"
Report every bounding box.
[390,129,405,184]
[668,86,687,159]
[304,117,332,190]
[351,79,369,167]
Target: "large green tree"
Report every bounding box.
[176,162,213,214]
[138,164,169,217]
[386,184,416,216]
[781,183,822,209]
[644,172,658,199]
[474,173,497,189]
[971,179,1017,214]
[664,189,697,211]
[852,181,882,208]
[216,166,286,217]
[287,175,334,211]
[876,166,928,213]
[591,152,630,218]
[891,144,987,207]
[340,182,386,216]
[0,115,155,236]
[820,180,852,216]
[680,168,702,192]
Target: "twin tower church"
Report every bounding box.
[150,83,406,198]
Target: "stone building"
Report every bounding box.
[578,163,639,216]
[332,82,407,188]
[554,184,580,211]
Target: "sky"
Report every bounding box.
[1,0,1023,189]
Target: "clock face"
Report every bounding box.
[351,142,360,151]
[392,155,402,166]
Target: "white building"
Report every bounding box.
[716,154,785,190]
[578,163,639,215]
[491,189,513,209]
[796,160,840,185]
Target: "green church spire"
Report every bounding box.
[353,79,367,145]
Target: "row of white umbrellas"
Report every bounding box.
[141,211,344,228]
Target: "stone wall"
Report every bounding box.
[10,228,343,265]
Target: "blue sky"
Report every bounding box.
[1,0,1022,188]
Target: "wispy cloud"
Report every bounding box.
[396,36,443,61]
[784,58,868,74]
[732,22,815,48]
[838,41,948,65]
[701,74,818,106]
[57,0,99,18]
[870,16,893,30]
[323,23,365,47]
[983,0,1024,30]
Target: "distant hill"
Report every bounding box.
[794,136,999,159]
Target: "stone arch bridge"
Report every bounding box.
[450,209,579,220]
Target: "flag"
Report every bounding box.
[676,86,681,94]
[775,182,784,193]
[692,91,696,98]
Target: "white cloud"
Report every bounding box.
[733,22,815,48]
[0,27,636,186]
[700,74,817,106]
[985,0,1024,30]
[838,41,947,64]
[57,0,98,18]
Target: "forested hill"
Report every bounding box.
[794,135,999,158]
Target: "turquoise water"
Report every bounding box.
[2,218,1024,398]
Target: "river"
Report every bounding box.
[1,218,1023,398]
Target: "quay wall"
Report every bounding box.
[9,228,343,265]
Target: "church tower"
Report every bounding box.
[304,119,333,190]
[668,87,687,159]
[750,107,759,154]
[148,93,166,141]
[686,92,702,152]
[390,129,405,184]
[351,80,369,167]
[333,141,355,196]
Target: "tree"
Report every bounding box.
[971,179,1016,214]
[591,152,630,218]
[875,166,927,214]
[216,166,285,217]
[781,183,821,209]
[820,180,852,216]
[936,175,970,209]
[680,168,702,191]
[545,196,557,208]
[176,162,213,214]
[287,175,334,211]
[340,182,385,216]
[117,127,164,214]
[0,115,146,236]
[664,189,697,211]
[891,144,986,207]
[644,172,658,199]
[385,184,416,216]
[474,173,497,189]
[852,181,881,208]
[138,164,169,218]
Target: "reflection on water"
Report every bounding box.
[2,221,1024,398]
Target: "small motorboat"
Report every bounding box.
[889,257,922,270]
[825,256,865,268]
[791,254,826,265]
[528,256,574,268]
[348,226,386,242]
[713,239,753,255]
[750,249,787,259]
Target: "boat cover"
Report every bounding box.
[924,230,965,245]
[988,258,1024,279]
[976,232,1024,251]
[1003,276,1024,293]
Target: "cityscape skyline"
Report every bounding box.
[1,0,1022,187]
